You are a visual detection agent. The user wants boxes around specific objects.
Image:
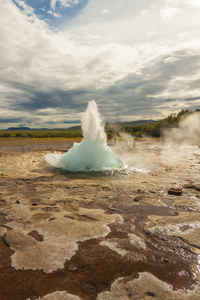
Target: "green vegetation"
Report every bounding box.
[0,129,83,139]
[0,109,199,139]
[107,109,198,138]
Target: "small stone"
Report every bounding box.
[149,190,156,194]
[173,211,179,216]
[168,188,182,196]
[184,184,200,191]
[133,196,141,202]
[108,207,117,211]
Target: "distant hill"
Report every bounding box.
[66,120,156,131]
[2,110,197,138]
[106,119,157,127]
[5,120,157,132]
[7,127,31,130]
[66,125,81,131]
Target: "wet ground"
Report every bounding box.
[0,137,200,299]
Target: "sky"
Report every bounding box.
[0,0,200,129]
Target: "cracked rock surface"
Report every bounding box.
[0,138,200,299]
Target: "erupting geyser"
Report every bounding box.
[45,100,123,171]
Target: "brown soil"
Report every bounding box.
[0,138,200,300]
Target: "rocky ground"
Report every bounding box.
[0,137,200,300]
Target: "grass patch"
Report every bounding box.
[0,129,83,139]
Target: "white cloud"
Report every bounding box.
[50,0,57,10]
[50,0,80,10]
[102,9,109,15]
[47,10,62,18]
[1,0,200,128]
[2,0,200,90]
[145,26,157,37]
[140,10,148,17]
[0,1,140,95]
[160,6,181,20]
[187,0,200,7]
[14,0,34,15]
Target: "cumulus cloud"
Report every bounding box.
[102,9,109,15]
[50,0,57,10]
[160,6,181,20]
[47,10,62,18]
[0,0,200,128]
[50,0,81,10]
[187,0,200,7]
[14,0,34,15]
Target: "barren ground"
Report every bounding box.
[0,137,200,300]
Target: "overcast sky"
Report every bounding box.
[0,0,200,129]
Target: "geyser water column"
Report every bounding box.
[45,100,123,171]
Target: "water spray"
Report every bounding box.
[45,100,123,171]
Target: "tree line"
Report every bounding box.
[0,130,83,139]
[0,109,199,139]
[107,109,199,138]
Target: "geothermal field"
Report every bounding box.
[0,102,200,300]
